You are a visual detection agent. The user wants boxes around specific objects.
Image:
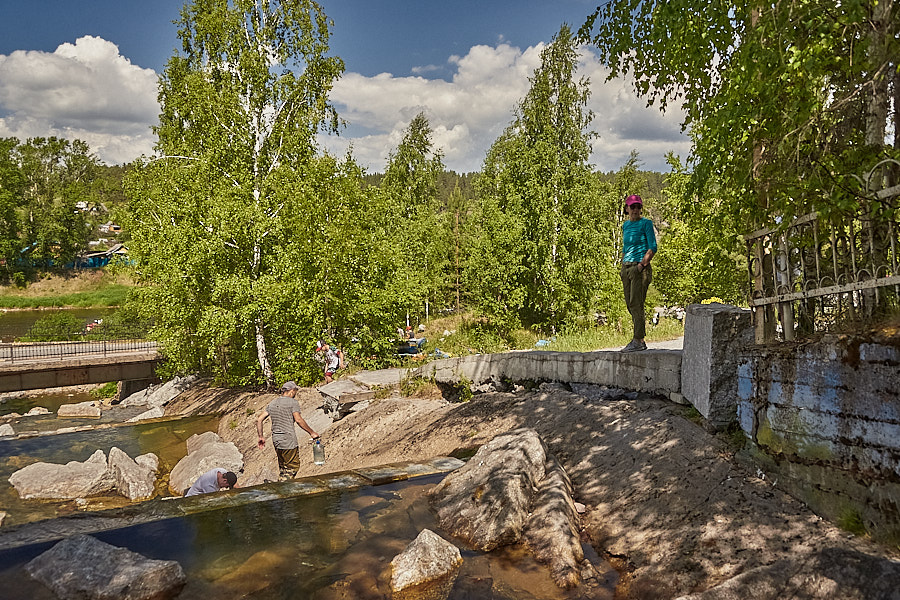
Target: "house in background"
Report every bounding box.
[71,243,129,269]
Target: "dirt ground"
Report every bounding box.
[166,379,899,600]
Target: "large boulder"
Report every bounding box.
[120,375,199,409]
[25,534,186,600]
[108,447,158,501]
[168,434,243,495]
[185,431,222,455]
[126,406,165,423]
[0,423,14,437]
[390,529,462,600]
[428,428,592,590]
[428,428,548,551]
[58,400,101,418]
[523,454,591,589]
[135,453,159,472]
[9,449,115,499]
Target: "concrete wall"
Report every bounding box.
[736,337,900,477]
[736,335,900,542]
[416,349,682,400]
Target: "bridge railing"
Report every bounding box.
[0,339,158,363]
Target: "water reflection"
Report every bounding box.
[0,415,220,527]
[0,308,114,343]
[0,474,616,599]
[0,390,101,417]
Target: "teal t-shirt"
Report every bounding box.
[622,218,657,263]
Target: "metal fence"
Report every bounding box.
[746,162,900,342]
[0,339,158,363]
[744,160,900,343]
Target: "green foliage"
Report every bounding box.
[467,25,614,332]
[0,137,118,281]
[19,312,86,342]
[90,382,119,400]
[85,303,152,340]
[381,113,450,318]
[455,375,473,403]
[652,155,749,307]
[125,0,353,386]
[838,507,867,536]
[580,1,900,229]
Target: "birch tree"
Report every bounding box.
[381,113,448,320]
[125,0,344,385]
[580,0,900,225]
[467,26,609,332]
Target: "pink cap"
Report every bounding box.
[625,194,643,206]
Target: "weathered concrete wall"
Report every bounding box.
[416,349,682,400]
[682,303,753,429]
[736,335,900,541]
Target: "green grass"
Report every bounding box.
[420,311,684,357]
[0,284,132,308]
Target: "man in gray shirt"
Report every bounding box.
[256,381,320,480]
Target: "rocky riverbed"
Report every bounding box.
[2,375,899,599]
[161,378,900,600]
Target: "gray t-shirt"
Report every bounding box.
[266,395,301,450]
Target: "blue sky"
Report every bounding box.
[0,1,690,172]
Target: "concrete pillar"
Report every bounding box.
[117,379,155,402]
[682,303,753,429]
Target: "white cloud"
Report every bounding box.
[319,43,692,173]
[0,36,691,173]
[0,36,158,164]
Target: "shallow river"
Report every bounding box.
[0,413,220,526]
[0,471,617,599]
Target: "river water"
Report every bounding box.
[0,471,617,599]
[0,414,220,527]
[0,308,114,343]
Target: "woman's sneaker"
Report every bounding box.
[620,340,647,352]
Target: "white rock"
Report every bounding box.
[391,529,462,600]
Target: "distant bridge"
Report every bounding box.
[0,340,160,393]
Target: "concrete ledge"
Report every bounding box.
[415,349,682,397]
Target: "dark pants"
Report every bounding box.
[621,263,652,340]
[275,446,301,480]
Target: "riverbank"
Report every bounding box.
[163,378,899,600]
[0,271,133,309]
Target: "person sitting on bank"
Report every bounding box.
[184,467,237,496]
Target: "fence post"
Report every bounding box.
[753,237,776,343]
[777,232,795,341]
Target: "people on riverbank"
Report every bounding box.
[184,467,237,496]
[315,341,345,384]
[620,194,657,353]
[256,381,320,480]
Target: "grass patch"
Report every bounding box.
[838,508,867,536]
[0,271,134,308]
[90,382,119,400]
[400,374,440,398]
[0,284,132,308]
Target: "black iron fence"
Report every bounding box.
[746,160,900,342]
[0,339,158,363]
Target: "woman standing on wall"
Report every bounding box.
[620,194,657,352]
